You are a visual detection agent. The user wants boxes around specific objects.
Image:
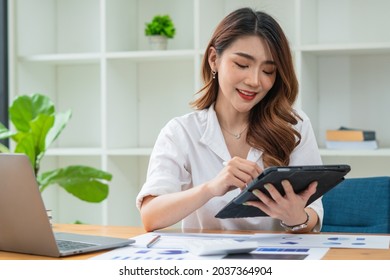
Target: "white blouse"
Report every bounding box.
[136,104,323,231]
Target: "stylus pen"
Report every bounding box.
[146,235,161,248]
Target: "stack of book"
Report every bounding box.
[325,127,378,150]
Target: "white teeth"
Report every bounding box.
[238,89,255,96]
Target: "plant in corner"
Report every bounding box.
[144,14,176,50]
[0,93,111,203]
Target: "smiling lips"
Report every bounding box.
[237,89,257,101]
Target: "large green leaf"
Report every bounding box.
[62,180,109,203]
[13,114,54,171]
[9,94,55,132]
[15,134,36,169]
[11,130,26,143]
[30,114,55,156]
[45,110,72,149]
[38,165,112,202]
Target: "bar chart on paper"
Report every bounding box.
[250,234,390,249]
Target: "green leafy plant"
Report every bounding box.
[145,14,176,39]
[0,93,111,203]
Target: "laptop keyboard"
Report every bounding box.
[57,239,97,251]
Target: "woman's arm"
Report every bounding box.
[140,183,213,232]
[140,157,262,231]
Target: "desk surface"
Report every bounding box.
[0,224,389,260]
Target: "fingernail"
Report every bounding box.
[252,189,261,196]
[264,183,271,190]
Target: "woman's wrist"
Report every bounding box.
[280,210,310,232]
[281,210,309,227]
[199,182,219,200]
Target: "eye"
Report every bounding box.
[263,70,275,75]
[263,67,276,75]
[235,62,248,69]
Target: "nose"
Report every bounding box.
[245,69,261,89]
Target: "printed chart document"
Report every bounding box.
[250,233,390,249]
[90,232,329,260]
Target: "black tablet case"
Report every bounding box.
[215,164,351,219]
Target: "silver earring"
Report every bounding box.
[212,70,217,79]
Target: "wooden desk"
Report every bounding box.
[0,224,389,260]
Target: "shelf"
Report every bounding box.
[45,148,153,157]
[106,50,197,61]
[18,50,197,64]
[18,53,101,64]
[45,148,104,156]
[299,43,390,55]
[320,148,390,157]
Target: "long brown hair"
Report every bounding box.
[191,8,301,167]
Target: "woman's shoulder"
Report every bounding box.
[292,108,313,131]
[163,108,209,133]
[293,108,310,122]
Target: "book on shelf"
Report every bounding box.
[326,126,376,142]
[325,140,378,150]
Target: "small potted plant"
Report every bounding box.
[145,14,176,50]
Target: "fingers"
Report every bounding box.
[263,182,284,203]
[277,180,318,201]
[223,157,262,188]
[248,180,318,200]
[246,180,318,219]
[226,157,262,174]
[210,158,262,196]
[249,184,283,215]
[244,190,273,216]
[299,181,318,201]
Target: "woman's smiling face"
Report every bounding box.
[211,35,277,114]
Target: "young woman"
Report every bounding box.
[137,8,322,233]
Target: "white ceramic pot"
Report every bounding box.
[147,35,168,50]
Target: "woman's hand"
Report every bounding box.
[245,180,318,226]
[205,157,262,197]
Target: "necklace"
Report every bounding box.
[221,124,248,140]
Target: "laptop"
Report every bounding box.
[0,153,135,257]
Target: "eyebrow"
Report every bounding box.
[233,52,276,65]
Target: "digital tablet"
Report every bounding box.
[215,164,351,219]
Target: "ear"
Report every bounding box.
[208,46,218,71]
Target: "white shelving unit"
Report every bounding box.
[296,0,390,179]
[8,0,390,226]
